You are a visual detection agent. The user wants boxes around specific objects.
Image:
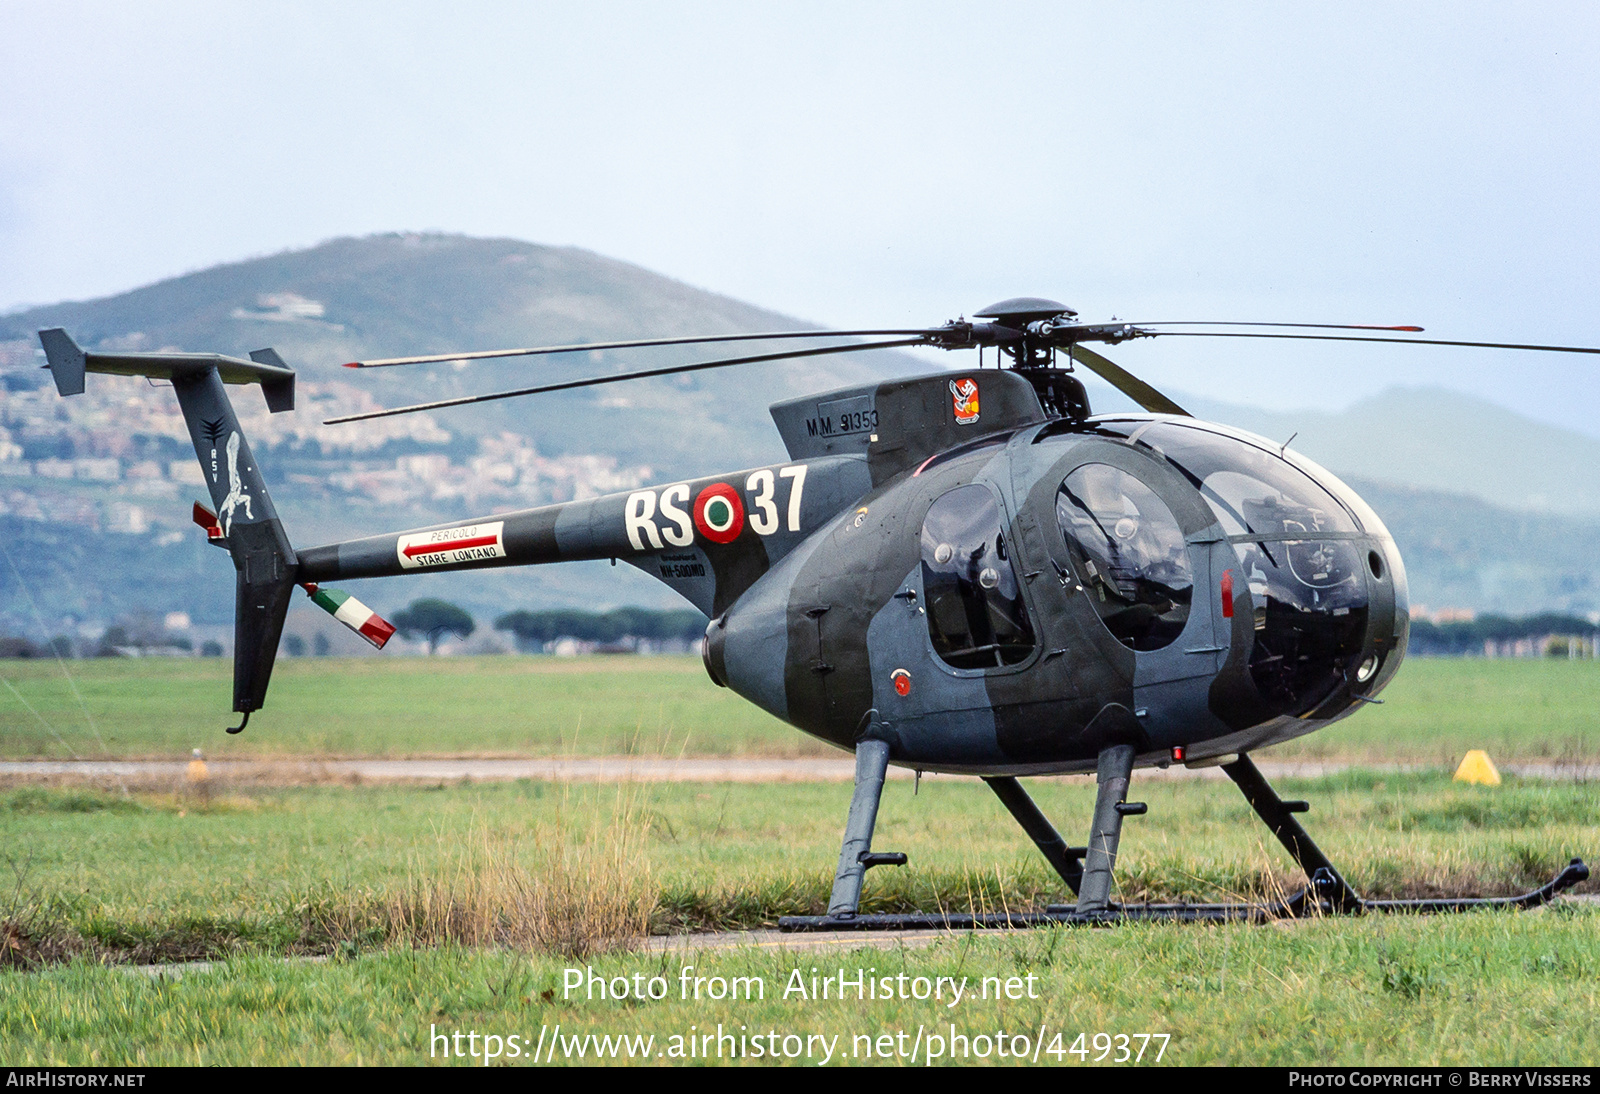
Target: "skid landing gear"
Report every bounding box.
[778,750,1589,932]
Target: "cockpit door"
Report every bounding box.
[1053,461,1220,687]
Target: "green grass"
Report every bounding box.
[2,656,1596,1066]
[1274,658,1600,764]
[0,775,1594,1066]
[3,914,1597,1065]
[0,654,806,759]
[0,654,1596,762]
[0,774,1591,959]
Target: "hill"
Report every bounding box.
[1179,388,1600,520]
[1,233,923,480]
[1337,477,1597,617]
[1,233,1596,636]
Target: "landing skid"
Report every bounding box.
[777,861,1590,931]
[778,750,1590,933]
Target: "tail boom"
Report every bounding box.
[296,455,869,618]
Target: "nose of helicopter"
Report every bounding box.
[1243,466,1411,722]
[1355,522,1409,700]
[1089,418,1412,730]
[1200,524,1404,737]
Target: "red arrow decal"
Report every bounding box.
[402,534,500,559]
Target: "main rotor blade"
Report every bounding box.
[324,338,926,424]
[1147,331,1600,355]
[1069,345,1190,416]
[344,328,935,368]
[1125,321,1424,332]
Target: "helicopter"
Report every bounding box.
[36,297,1594,929]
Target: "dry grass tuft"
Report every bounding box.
[376,788,657,958]
[0,915,84,970]
[1,854,86,970]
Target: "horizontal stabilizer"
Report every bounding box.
[38,328,295,412]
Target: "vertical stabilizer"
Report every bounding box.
[39,329,299,724]
[173,368,297,719]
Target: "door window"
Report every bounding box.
[920,484,1036,669]
[1056,463,1193,651]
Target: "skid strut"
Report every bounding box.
[1077,744,1139,914]
[982,776,1085,895]
[823,739,906,920]
[1220,753,1362,912]
[780,748,1590,932]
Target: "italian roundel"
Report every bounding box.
[694,483,745,544]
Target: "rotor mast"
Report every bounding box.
[936,298,1099,420]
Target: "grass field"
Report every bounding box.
[0,655,807,759]
[1,656,1596,1066]
[0,774,1595,1065]
[1,654,1597,762]
[2,773,1595,938]
[4,913,1597,1066]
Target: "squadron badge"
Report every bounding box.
[950,377,980,425]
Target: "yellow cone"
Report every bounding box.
[1453,750,1501,786]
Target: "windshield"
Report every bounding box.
[1105,420,1360,537]
[1094,419,1371,714]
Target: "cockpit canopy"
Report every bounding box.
[1069,419,1376,715]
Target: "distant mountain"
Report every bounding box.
[1337,477,1597,617]
[0,232,912,480]
[0,233,1596,637]
[1177,387,1600,520]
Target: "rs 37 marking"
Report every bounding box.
[625,465,807,551]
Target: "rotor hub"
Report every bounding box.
[972,297,1077,327]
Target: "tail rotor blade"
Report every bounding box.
[302,583,395,649]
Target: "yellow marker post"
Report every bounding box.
[1453,750,1501,786]
[186,748,212,805]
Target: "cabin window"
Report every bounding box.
[920,484,1035,669]
[1056,463,1193,651]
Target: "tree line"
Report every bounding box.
[1408,612,1599,657]
[0,603,710,657]
[27,603,1590,660]
[493,607,708,648]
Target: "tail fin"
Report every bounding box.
[40,328,298,726]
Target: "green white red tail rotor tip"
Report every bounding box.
[300,582,395,649]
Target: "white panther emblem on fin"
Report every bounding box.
[218,431,254,535]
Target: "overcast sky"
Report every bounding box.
[3,2,1597,435]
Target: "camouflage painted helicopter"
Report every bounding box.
[37,298,1594,928]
